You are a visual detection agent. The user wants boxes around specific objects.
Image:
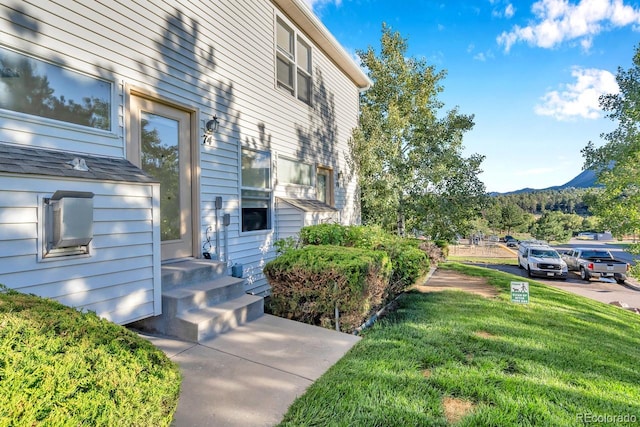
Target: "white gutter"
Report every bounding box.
[272,0,371,90]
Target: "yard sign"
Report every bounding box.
[510,281,529,304]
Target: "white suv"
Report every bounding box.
[518,243,568,279]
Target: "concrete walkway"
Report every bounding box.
[141,314,360,427]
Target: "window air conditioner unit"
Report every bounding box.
[50,190,94,248]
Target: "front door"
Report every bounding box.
[129,94,194,260]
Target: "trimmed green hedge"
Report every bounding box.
[264,245,392,332]
[0,286,180,426]
[300,224,430,292]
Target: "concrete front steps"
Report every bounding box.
[131,259,264,342]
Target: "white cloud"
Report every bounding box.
[492,2,516,18]
[473,50,496,61]
[497,0,640,52]
[534,67,619,120]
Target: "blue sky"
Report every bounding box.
[303,0,638,193]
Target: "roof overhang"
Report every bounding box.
[277,197,338,212]
[272,0,371,90]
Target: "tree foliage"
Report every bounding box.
[0,53,110,130]
[141,119,180,241]
[582,45,640,239]
[530,211,581,243]
[350,25,486,239]
[491,188,593,216]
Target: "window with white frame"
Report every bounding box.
[241,148,272,232]
[277,156,312,186]
[0,46,111,130]
[275,18,312,104]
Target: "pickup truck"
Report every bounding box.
[561,248,629,284]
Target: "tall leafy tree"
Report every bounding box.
[500,203,527,234]
[530,211,577,243]
[351,24,486,237]
[582,45,640,239]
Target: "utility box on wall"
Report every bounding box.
[45,190,94,257]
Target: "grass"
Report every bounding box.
[0,286,181,426]
[278,262,640,426]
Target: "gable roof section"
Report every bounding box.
[273,0,370,90]
[0,144,157,183]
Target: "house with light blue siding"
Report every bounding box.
[0,0,368,337]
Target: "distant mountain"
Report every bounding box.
[491,169,599,196]
[558,169,598,189]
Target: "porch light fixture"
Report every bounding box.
[202,114,220,145]
[206,115,220,132]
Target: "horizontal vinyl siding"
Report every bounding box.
[1,0,361,297]
[276,202,304,240]
[303,211,340,227]
[0,174,158,324]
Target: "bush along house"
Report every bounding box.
[0,0,369,341]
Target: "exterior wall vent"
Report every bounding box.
[44,191,94,258]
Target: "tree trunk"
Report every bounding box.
[397,211,405,237]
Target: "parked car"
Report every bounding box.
[506,238,519,248]
[561,248,629,284]
[518,242,568,279]
[503,235,514,242]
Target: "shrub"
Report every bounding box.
[273,235,300,255]
[420,240,447,262]
[264,245,392,332]
[298,223,392,248]
[435,239,450,257]
[300,224,430,293]
[0,285,181,426]
[378,239,430,295]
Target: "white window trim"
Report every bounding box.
[274,14,313,105]
[240,147,273,234]
[0,45,116,135]
[276,154,314,188]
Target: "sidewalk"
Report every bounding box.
[624,276,640,291]
[141,314,360,427]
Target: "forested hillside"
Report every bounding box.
[492,188,594,216]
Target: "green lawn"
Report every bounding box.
[278,262,640,426]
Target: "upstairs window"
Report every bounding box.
[0,46,111,130]
[276,18,312,105]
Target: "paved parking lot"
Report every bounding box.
[450,239,640,310]
[492,263,640,309]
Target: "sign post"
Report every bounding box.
[510,281,529,304]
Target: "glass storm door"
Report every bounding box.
[130,95,193,260]
[317,167,333,205]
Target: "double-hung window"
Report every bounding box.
[241,148,272,232]
[276,18,312,104]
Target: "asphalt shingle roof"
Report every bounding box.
[0,144,157,183]
[277,197,338,212]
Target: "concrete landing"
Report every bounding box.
[141,314,360,427]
